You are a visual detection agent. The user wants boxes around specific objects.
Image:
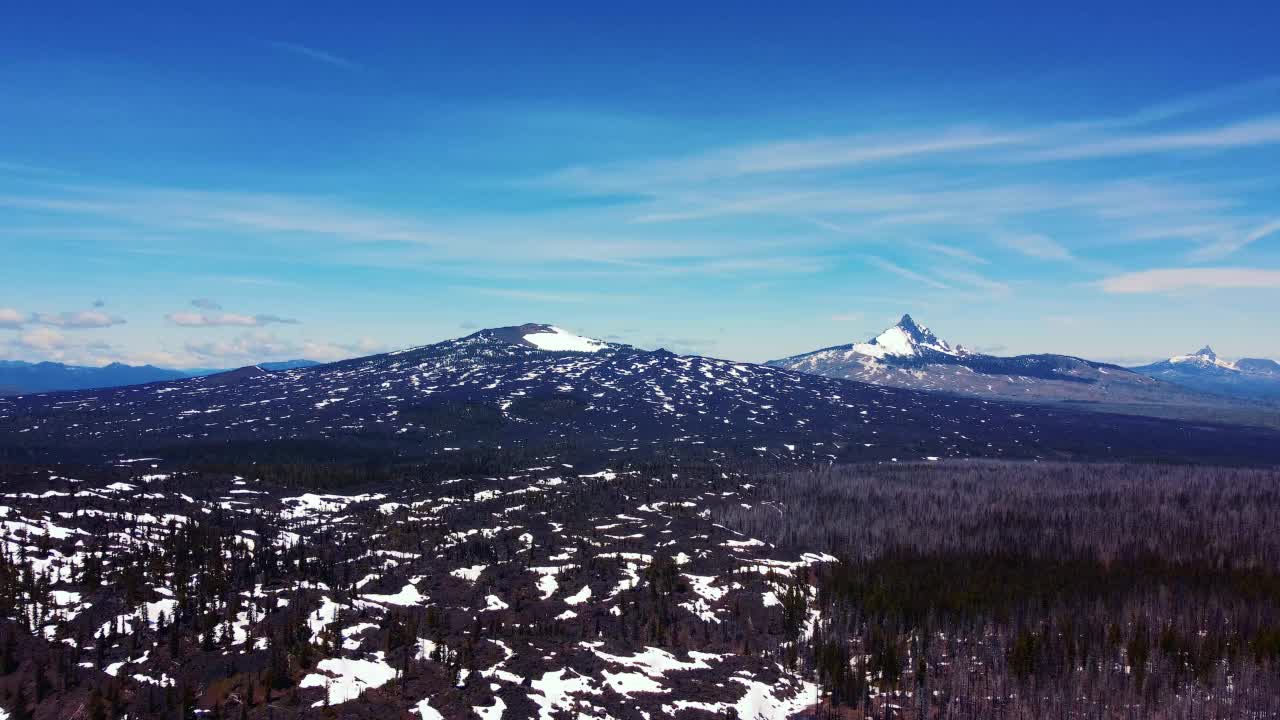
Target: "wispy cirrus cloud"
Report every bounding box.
[266,41,361,70]
[547,128,1029,197]
[1187,218,1280,261]
[0,181,836,282]
[863,256,949,290]
[0,187,443,248]
[548,82,1280,193]
[912,241,989,265]
[934,268,1012,297]
[460,288,596,304]
[529,84,1280,294]
[995,233,1075,261]
[3,76,1279,343]
[1023,116,1280,162]
[1099,267,1280,294]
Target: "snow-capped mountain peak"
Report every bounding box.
[852,314,961,359]
[763,314,1270,411]
[1131,346,1280,400]
[895,313,926,336]
[1169,345,1237,370]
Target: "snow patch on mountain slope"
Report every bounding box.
[522,326,607,353]
[852,327,913,358]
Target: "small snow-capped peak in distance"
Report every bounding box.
[1169,345,1236,370]
[852,314,960,359]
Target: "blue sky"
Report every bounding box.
[3,2,1279,367]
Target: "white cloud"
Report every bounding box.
[167,311,299,327]
[0,307,126,330]
[1099,267,1280,294]
[34,309,127,329]
[0,308,27,329]
[16,327,68,351]
[0,320,377,368]
[0,327,119,365]
[184,331,381,364]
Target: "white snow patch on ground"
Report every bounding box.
[529,668,603,719]
[664,676,819,720]
[536,573,558,600]
[582,642,721,676]
[415,698,446,720]
[300,655,397,706]
[450,564,487,582]
[601,668,665,695]
[307,597,344,642]
[340,623,379,651]
[363,583,426,606]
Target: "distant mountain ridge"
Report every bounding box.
[766,315,1276,424]
[4,322,1277,466]
[1132,346,1280,400]
[0,358,319,396]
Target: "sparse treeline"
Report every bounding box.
[715,461,1280,719]
[5,456,1280,718]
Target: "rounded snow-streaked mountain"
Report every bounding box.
[1,323,1277,464]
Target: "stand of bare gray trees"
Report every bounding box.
[717,462,1280,719]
